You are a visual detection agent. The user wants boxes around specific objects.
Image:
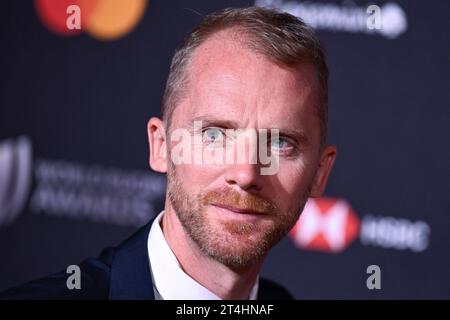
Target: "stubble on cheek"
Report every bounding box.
[165,159,313,268]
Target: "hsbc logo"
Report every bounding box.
[290,198,360,253]
[290,198,431,253]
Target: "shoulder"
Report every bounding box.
[0,218,155,300]
[258,278,294,300]
[0,247,115,300]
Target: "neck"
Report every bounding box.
[161,203,263,300]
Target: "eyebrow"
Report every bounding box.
[277,128,311,146]
[187,115,311,146]
[188,116,240,130]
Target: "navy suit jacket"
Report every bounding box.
[0,218,293,300]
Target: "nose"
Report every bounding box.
[224,164,262,192]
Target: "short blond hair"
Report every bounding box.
[162,7,329,144]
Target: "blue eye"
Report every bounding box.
[203,128,224,145]
[271,137,290,150]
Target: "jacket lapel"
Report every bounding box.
[109,217,156,300]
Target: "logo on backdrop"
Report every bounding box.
[34,0,148,41]
[255,0,408,39]
[290,198,431,253]
[290,198,360,252]
[0,136,165,228]
[0,136,33,226]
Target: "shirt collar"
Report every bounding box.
[147,211,259,300]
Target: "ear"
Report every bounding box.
[147,117,168,173]
[309,145,337,197]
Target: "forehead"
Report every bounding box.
[173,31,321,138]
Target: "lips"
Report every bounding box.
[211,203,264,215]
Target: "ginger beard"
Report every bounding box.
[167,162,311,270]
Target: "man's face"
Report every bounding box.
[163,33,330,269]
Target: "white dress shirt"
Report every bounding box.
[147,211,259,300]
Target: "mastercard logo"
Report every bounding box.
[35,0,148,40]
